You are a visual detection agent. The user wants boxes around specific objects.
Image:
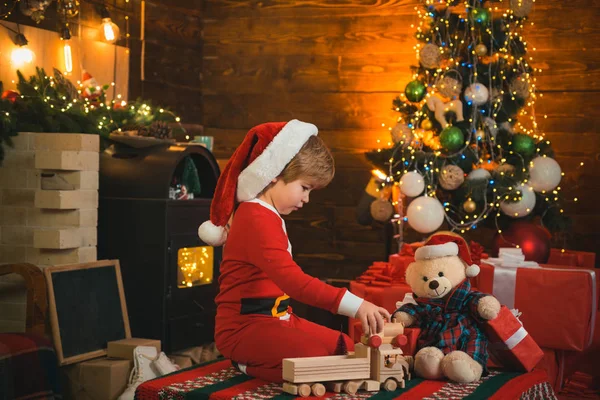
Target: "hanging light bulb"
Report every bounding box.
[11,33,34,67]
[99,6,120,43]
[61,25,73,73]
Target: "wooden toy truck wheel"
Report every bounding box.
[343,381,359,395]
[311,383,326,397]
[383,379,398,392]
[298,384,311,397]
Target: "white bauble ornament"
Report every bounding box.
[528,156,562,192]
[406,196,445,233]
[500,184,536,218]
[420,43,441,69]
[438,164,465,190]
[467,168,491,181]
[391,122,413,146]
[464,83,489,106]
[399,171,425,197]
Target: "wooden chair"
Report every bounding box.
[0,263,60,399]
[0,263,48,336]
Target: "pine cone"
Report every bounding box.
[147,121,173,139]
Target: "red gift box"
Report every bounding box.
[475,262,597,352]
[548,248,596,269]
[485,306,544,372]
[350,280,413,315]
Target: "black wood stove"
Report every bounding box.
[98,142,221,352]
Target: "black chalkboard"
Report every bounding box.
[45,260,131,365]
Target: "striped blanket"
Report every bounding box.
[136,358,556,400]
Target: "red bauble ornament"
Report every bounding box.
[492,221,552,264]
[1,90,19,103]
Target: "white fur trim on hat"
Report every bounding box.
[236,119,318,202]
[466,264,480,278]
[415,242,459,260]
[198,220,228,246]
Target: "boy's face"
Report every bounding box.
[267,178,313,215]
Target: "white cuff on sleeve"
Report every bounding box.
[337,291,364,318]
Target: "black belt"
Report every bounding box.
[240,295,290,317]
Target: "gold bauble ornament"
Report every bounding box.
[463,199,477,213]
[421,119,433,130]
[475,129,486,140]
[437,76,462,99]
[419,43,442,69]
[370,198,395,222]
[390,122,413,147]
[475,43,488,57]
[438,164,465,190]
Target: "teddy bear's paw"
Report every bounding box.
[414,347,444,380]
[393,311,415,327]
[477,296,501,320]
[440,351,483,383]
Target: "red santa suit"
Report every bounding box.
[198,120,364,382]
[214,198,362,382]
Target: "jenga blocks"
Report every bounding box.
[0,132,99,267]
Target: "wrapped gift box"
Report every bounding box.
[475,262,597,351]
[350,280,413,316]
[484,306,544,372]
[548,248,596,269]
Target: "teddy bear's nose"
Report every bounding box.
[429,280,439,290]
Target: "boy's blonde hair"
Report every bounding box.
[260,135,334,195]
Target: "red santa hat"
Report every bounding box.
[198,120,318,246]
[414,232,480,278]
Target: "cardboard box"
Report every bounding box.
[61,357,132,400]
[107,338,161,361]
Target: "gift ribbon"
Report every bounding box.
[487,250,541,309]
[505,326,527,350]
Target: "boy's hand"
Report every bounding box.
[356,300,391,335]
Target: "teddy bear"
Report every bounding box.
[393,232,501,383]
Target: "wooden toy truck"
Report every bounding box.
[282,323,413,397]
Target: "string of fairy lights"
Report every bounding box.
[0,0,186,138]
[371,0,582,247]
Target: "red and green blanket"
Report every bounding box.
[136,358,556,400]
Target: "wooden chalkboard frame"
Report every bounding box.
[45,259,131,365]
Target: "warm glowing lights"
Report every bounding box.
[177,246,214,288]
[11,46,34,66]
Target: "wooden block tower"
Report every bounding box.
[0,132,99,331]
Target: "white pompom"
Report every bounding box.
[198,220,228,246]
[466,264,480,278]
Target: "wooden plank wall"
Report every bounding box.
[200,0,600,276]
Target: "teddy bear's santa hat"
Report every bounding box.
[198,119,318,246]
[415,232,480,278]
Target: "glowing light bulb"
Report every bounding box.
[100,7,120,43]
[11,46,34,66]
[63,42,73,73]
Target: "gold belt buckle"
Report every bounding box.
[271,294,290,317]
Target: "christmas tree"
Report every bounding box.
[366,0,570,240]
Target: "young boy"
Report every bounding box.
[198,120,390,382]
